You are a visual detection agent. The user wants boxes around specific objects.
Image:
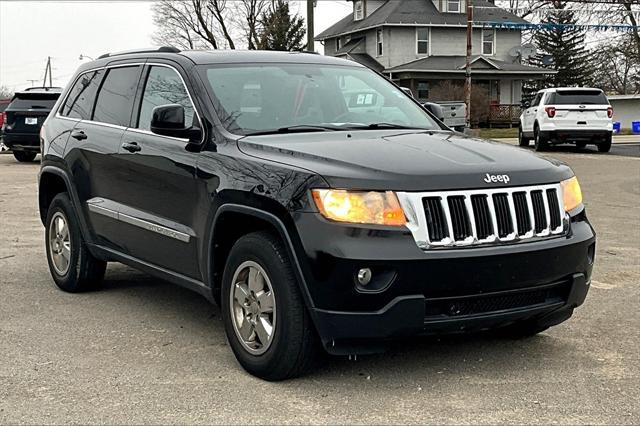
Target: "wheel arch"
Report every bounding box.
[206,204,315,311]
[39,166,93,245]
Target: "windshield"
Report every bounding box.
[200,63,440,135]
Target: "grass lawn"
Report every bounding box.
[478,128,634,139]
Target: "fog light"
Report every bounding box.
[357,268,372,286]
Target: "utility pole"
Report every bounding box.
[307,0,315,52]
[464,0,473,129]
[42,56,52,88]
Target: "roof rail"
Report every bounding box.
[97,46,180,60]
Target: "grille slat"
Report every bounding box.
[546,189,562,229]
[448,196,472,241]
[416,184,565,247]
[513,191,532,235]
[531,190,547,233]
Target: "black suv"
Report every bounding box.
[3,87,61,162]
[39,48,595,380]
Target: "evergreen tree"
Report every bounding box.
[257,0,306,51]
[529,1,594,88]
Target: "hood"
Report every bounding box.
[238,130,573,191]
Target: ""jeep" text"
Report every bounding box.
[483,173,510,184]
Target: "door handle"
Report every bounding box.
[122,141,141,153]
[71,130,87,141]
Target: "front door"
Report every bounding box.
[113,63,204,280]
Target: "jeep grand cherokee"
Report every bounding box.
[38,48,595,381]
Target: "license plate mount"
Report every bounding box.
[25,117,38,125]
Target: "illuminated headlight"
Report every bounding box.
[561,176,583,213]
[312,189,407,226]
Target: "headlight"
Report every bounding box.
[561,176,583,212]
[312,189,407,226]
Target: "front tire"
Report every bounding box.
[518,125,530,147]
[221,231,318,381]
[598,134,612,153]
[534,125,548,151]
[45,193,106,292]
[13,151,37,162]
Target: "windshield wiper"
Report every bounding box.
[245,125,341,136]
[342,122,431,131]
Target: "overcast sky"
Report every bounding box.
[0,0,351,92]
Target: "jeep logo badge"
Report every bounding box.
[483,173,510,184]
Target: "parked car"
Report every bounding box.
[437,101,467,132]
[0,98,12,151]
[39,48,595,381]
[519,88,613,152]
[2,87,62,161]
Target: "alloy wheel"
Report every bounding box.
[229,261,276,355]
[49,211,71,275]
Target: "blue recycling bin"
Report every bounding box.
[613,122,621,133]
[633,121,640,134]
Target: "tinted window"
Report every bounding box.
[60,70,103,119]
[8,93,60,110]
[93,66,141,126]
[549,90,608,105]
[531,93,542,107]
[137,66,195,130]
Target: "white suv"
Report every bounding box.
[518,88,613,152]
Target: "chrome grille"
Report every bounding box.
[398,183,567,249]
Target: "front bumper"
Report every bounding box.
[293,213,596,353]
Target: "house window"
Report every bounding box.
[354,0,364,21]
[416,28,430,55]
[482,29,495,55]
[336,37,341,51]
[417,82,429,100]
[447,0,461,13]
[376,28,383,56]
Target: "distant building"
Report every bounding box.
[316,0,553,124]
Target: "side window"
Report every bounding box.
[93,66,141,127]
[137,66,196,131]
[531,93,542,107]
[60,70,104,120]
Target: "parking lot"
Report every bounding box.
[0,141,638,424]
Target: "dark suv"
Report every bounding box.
[39,48,595,380]
[3,87,61,162]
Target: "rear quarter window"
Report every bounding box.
[549,90,608,105]
[60,70,104,120]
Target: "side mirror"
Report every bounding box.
[422,102,445,122]
[150,104,201,141]
[522,101,531,108]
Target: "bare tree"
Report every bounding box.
[152,0,271,50]
[0,85,13,99]
[592,34,640,94]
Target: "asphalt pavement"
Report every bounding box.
[0,143,638,424]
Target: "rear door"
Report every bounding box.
[64,64,143,249]
[546,90,611,130]
[522,92,542,132]
[113,63,203,279]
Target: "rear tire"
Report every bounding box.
[518,125,530,147]
[221,231,318,381]
[534,125,548,151]
[597,134,612,153]
[45,193,106,292]
[13,151,37,162]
